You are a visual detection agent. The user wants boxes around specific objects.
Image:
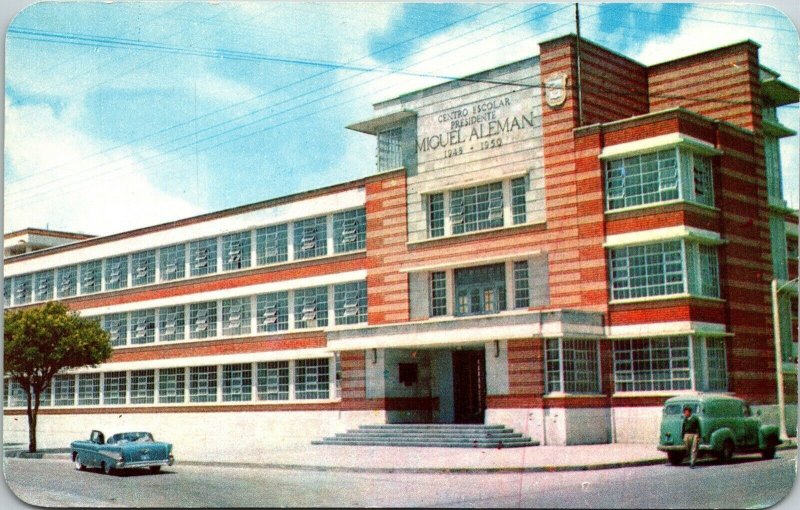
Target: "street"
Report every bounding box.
[2,450,796,508]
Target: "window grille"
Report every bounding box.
[257,361,289,401]
[78,373,100,406]
[430,271,447,317]
[334,281,367,325]
[294,286,328,328]
[53,374,76,406]
[131,250,156,286]
[428,193,445,238]
[222,232,251,271]
[511,176,528,224]
[130,370,155,404]
[160,244,186,281]
[104,313,128,347]
[450,182,505,234]
[14,274,32,304]
[158,368,185,403]
[377,127,402,172]
[613,336,692,392]
[222,298,251,336]
[103,371,127,405]
[189,366,217,403]
[4,278,13,306]
[454,264,506,316]
[333,208,366,253]
[545,339,600,394]
[190,238,217,276]
[57,266,78,298]
[256,224,288,265]
[105,256,128,290]
[294,216,327,259]
[605,149,681,210]
[130,310,156,344]
[295,358,330,400]
[34,270,54,301]
[222,364,252,402]
[80,261,102,294]
[513,261,530,309]
[609,241,684,300]
[159,306,185,341]
[189,302,217,339]
[256,292,289,332]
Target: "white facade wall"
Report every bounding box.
[610,406,663,444]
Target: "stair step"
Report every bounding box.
[334,433,525,441]
[312,439,538,448]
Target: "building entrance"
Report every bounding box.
[452,350,486,424]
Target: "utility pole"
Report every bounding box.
[575,3,584,127]
[771,277,798,440]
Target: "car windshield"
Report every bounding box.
[664,403,699,415]
[108,432,154,444]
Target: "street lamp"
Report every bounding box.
[771,276,799,441]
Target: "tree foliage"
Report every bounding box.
[4,301,112,452]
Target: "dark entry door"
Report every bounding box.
[452,350,486,424]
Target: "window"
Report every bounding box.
[256,224,288,265]
[294,286,328,328]
[222,364,252,402]
[697,245,720,298]
[189,302,217,339]
[257,361,289,401]
[80,260,102,294]
[513,261,530,309]
[103,371,127,405]
[222,231,251,271]
[130,370,155,404]
[190,238,217,276]
[295,358,329,399]
[398,363,418,386]
[705,337,728,392]
[40,383,52,407]
[377,127,402,172]
[159,305,185,341]
[609,241,684,300]
[256,292,289,332]
[545,339,600,394]
[606,149,678,210]
[8,380,27,407]
[294,216,327,259]
[189,366,217,403]
[130,309,156,344]
[158,368,185,404]
[222,298,251,336]
[430,271,447,317]
[613,337,691,392]
[428,193,445,238]
[690,153,714,207]
[105,255,128,290]
[104,313,128,347]
[52,374,75,406]
[34,270,54,302]
[334,281,367,325]
[333,208,366,253]
[160,244,186,281]
[454,264,506,316]
[14,274,32,305]
[788,237,799,260]
[765,136,784,202]
[57,265,78,298]
[78,373,100,405]
[511,177,528,224]
[4,278,12,306]
[131,250,156,286]
[451,182,504,235]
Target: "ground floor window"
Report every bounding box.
[295,358,330,400]
[545,339,600,394]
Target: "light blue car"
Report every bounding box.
[71,430,174,475]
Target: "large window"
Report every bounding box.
[428,194,445,238]
[605,147,714,211]
[256,224,288,265]
[14,274,32,305]
[545,339,600,394]
[103,371,127,405]
[257,361,289,401]
[511,177,528,224]
[222,298,251,336]
[57,266,78,298]
[294,216,327,259]
[52,374,75,406]
[130,309,156,345]
[294,286,328,328]
[104,313,128,347]
[80,260,102,294]
[78,373,100,406]
[377,127,402,172]
[454,264,506,316]
[256,292,289,332]
[513,261,530,309]
[34,270,54,302]
[4,278,13,306]
[131,250,156,286]
[613,337,691,392]
[160,244,186,281]
[333,208,366,253]
[333,281,367,325]
[158,368,185,404]
[189,366,217,403]
[190,238,217,276]
[130,370,155,404]
[222,364,252,402]
[295,358,329,400]
[159,306,185,341]
[189,302,217,339]
[222,232,251,271]
[105,255,128,291]
[430,271,447,317]
[451,182,504,235]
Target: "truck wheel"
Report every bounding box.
[73,453,86,471]
[149,466,162,473]
[719,440,734,463]
[667,451,684,466]
[761,437,777,460]
[102,462,116,476]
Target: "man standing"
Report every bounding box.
[682,405,701,468]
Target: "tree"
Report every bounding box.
[4,301,112,452]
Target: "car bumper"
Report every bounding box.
[117,455,174,469]
[657,444,714,452]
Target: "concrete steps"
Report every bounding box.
[312,424,539,448]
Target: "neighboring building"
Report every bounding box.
[3,35,798,455]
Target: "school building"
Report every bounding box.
[3,35,798,457]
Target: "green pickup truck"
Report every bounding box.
[657,394,782,466]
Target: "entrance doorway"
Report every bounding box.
[452,350,486,424]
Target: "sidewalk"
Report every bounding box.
[5,441,797,473]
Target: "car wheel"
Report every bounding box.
[149,466,162,473]
[761,437,777,460]
[719,439,734,463]
[102,462,116,476]
[667,451,684,466]
[73,453,85,471]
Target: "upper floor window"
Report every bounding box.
[105,255,129,291]
[57,266,78,298]
[160,244,186,281]
[130,309,156,345]
[451,182,504,235]
[189,301,217,339]
[333,208,366,253]
[333,281,367,325]
[159,305,185,342]
[428,194,445,238]
[256,224,288,265]
[430,271,447,317]
[256,292,289,332]
[545,339,600,394]
[131,250,156,286]
[454,264,506,316]
[222,232,251,271]
[78,373,100,406]
[34,270,54,302]
[222,297,251,336]
[511,177,528,224]
[605,147,714,211]
[190,238,217,276]
[294,216,327,260]
[377,127,402,172]
[294,286,328,328]
[14,273,32,305]
[80,260,102,294]
[104,313,128,347]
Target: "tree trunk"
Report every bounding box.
[26,390,39,453]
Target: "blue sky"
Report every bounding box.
[3,1,799,236]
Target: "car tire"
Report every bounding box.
[761,437,777,460]
[149,466,162,473]
[102,462,116,476]
[73,453,86,471]
[667,451,684,466]
[719,439,734,463]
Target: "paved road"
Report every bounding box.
[2,450,797,508]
